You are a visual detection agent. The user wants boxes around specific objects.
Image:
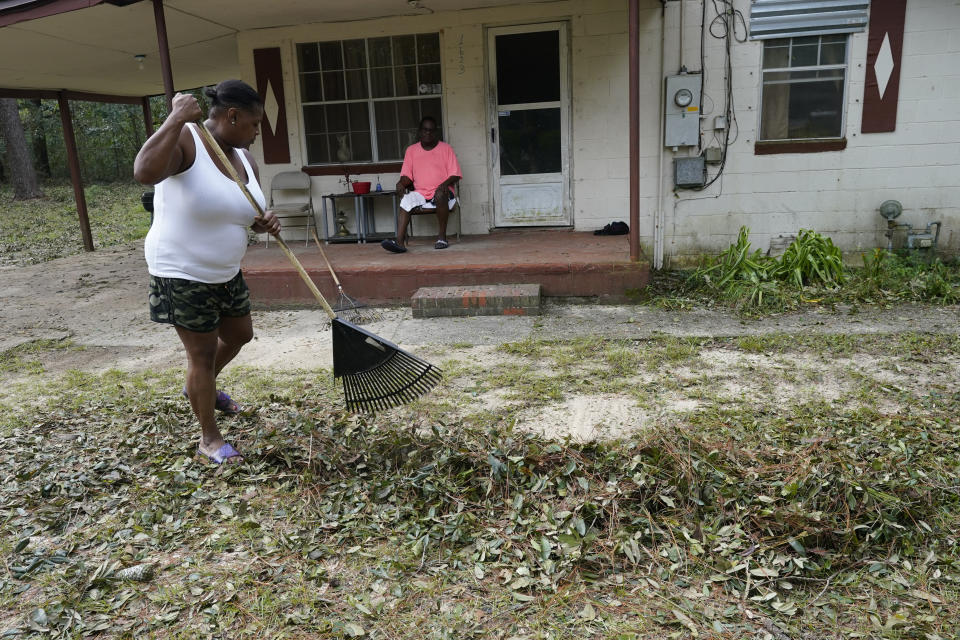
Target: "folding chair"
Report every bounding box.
[266,170,314,246]
[408,187,461,241]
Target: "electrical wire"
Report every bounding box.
[693,0,746,191]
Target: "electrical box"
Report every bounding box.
[665,73,701,147]
[704,147,722,164]
[674,156,706,188]
[713,115,727,130]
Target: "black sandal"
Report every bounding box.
[381,239,407,253]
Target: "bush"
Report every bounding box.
[693,227,844,309]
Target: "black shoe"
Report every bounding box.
[381,238,407,253]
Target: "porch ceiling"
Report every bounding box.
[0,0,549,96]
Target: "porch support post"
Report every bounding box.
[142,96,154,137]
[628,0,640,262]
[57,92,94,252]
[152,0,175,110]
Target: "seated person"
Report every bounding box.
[381,116,461,253]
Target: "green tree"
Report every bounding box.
[0,97,42,199]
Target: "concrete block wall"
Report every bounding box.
[663,0,960,265]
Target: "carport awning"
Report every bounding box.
[0,0,543,95]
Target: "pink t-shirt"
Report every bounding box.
[399,141,461,200]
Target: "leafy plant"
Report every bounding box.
[774,228,844,287]
[691,227,847,310]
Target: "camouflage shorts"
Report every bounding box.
[149,271,250,333]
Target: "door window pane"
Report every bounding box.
[496,31,560,105]
[498,108,561,175]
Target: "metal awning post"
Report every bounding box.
[152,0,174,110]
[628,0,640,262]
[142,96,154,136]
[57,92,94,252]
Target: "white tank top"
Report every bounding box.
[144,123,265,283]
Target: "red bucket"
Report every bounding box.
[351,181,371,194]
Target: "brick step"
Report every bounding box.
[411,284,541,318]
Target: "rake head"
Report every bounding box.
[331,317,442,412]
[333,287,381,325]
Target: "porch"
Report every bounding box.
[242,229,648,307]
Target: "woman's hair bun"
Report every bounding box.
[206,80,261,112]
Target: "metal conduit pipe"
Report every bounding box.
[654,1,668,269]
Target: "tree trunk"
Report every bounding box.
[0,98,42,199]
[31,99,51,179]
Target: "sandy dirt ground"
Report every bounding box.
[3,241,958,438]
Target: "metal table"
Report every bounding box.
[320,190,399,243]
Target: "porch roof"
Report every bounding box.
[0,0,547,96]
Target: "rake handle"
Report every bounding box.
[195,121,337,320]
[310,227,345,292]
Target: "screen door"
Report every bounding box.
[488,23,570,226]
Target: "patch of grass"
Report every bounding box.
[642,336,702,371]
[0,181,149,266]
[497,336,549,359]
[0,338,80,375]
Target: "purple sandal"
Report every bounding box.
[182,388,242,415]
[198,443,242,465]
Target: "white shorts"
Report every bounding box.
[400,190,457,212]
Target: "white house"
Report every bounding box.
[2,0,958,267]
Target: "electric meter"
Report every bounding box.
[664,74,702,147]
[674,88,693,107]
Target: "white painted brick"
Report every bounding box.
[583,11,628,37]
[902,30,953,56]
[912,98,960,122]
[902,53,960,79]
[906,7,960,33]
